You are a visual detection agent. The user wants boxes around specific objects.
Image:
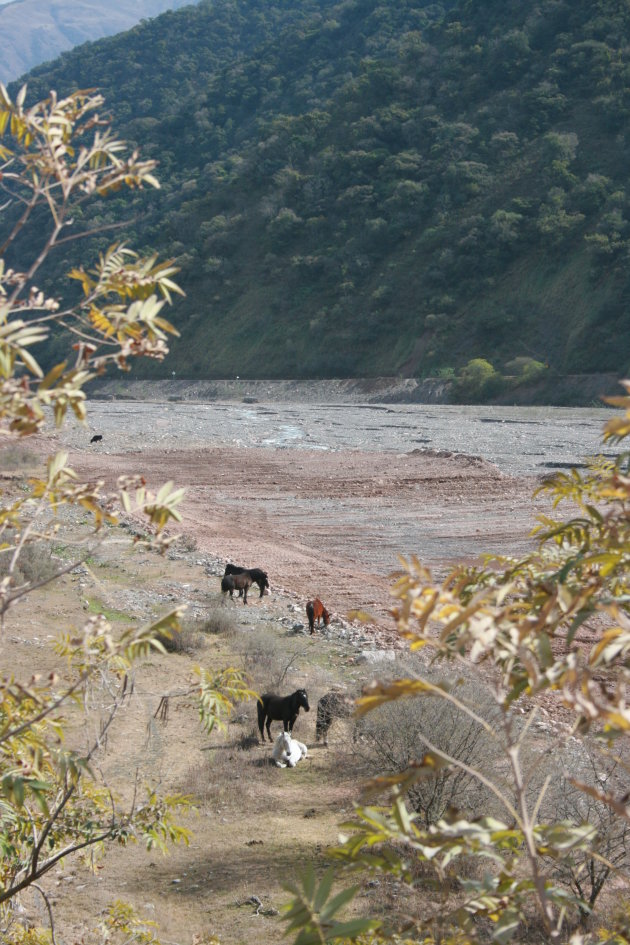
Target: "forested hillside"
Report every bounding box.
[15,0,630,380]
[0,0,197,85]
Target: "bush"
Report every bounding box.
[352,678,501,828]
[294,387,630,945]
[0,446,39,470]
[504,355,548,383]
[155,620,205,655]
[451,357,505,402]
[199,604,239,637]
[0,542,58,587]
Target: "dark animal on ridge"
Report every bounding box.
[257,688,310,742]
[306,598,330,634]
[316,690,354,745]
[224,563,269,599]
[90,434,103,443]
[221,572,253,604]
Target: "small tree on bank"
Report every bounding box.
[0,85,253,945]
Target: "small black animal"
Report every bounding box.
[257,689,310,743]
[221,572,253,604]
[90,434,103,444]
[224,563,269,599]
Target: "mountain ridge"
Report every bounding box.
[0,0,197,84]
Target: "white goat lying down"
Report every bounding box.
[271,731,308,768]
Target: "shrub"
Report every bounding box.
[286,384,630,945]
[0,542,58,587]
[504,355,548,382]
[199,604,239,637]
[451,357,504,402]
[352,678,501,828]
[0,446,39,470]
[155,620,205,655]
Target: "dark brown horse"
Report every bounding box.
[224,563,269,599]
[315,690,354,745]
[306,598,330,634]
[221,572,253,603]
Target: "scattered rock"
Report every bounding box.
[357,649,396,663]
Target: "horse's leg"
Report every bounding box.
[242,584,248,604]
[266,718,272,741]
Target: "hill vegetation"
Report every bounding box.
[15,0,630,382]
[0,0,196,85]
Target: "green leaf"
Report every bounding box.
[302,863,317,901]
[313,868,335,912]
[327,917,380,939]
[319,885,358,923]
[493,908,521,944]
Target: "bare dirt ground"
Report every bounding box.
[38,434,544,635]
[4,412,564,945]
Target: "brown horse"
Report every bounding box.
[221,572,253,604]
[306,598,330,634]
[224,563,269,599]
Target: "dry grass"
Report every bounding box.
[156,618,207,654]
[3,517,519,945]
[198,602,240,637]
[0,540,59,586]
[0,444,40,470]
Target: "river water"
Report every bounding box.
[83,400,618,477]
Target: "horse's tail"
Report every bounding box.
[257,695,269,737]
[306,600,315,634]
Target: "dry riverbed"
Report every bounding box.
[3,403,562,945]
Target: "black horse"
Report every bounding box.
[257,688,310,742]
[224,563,269,599]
